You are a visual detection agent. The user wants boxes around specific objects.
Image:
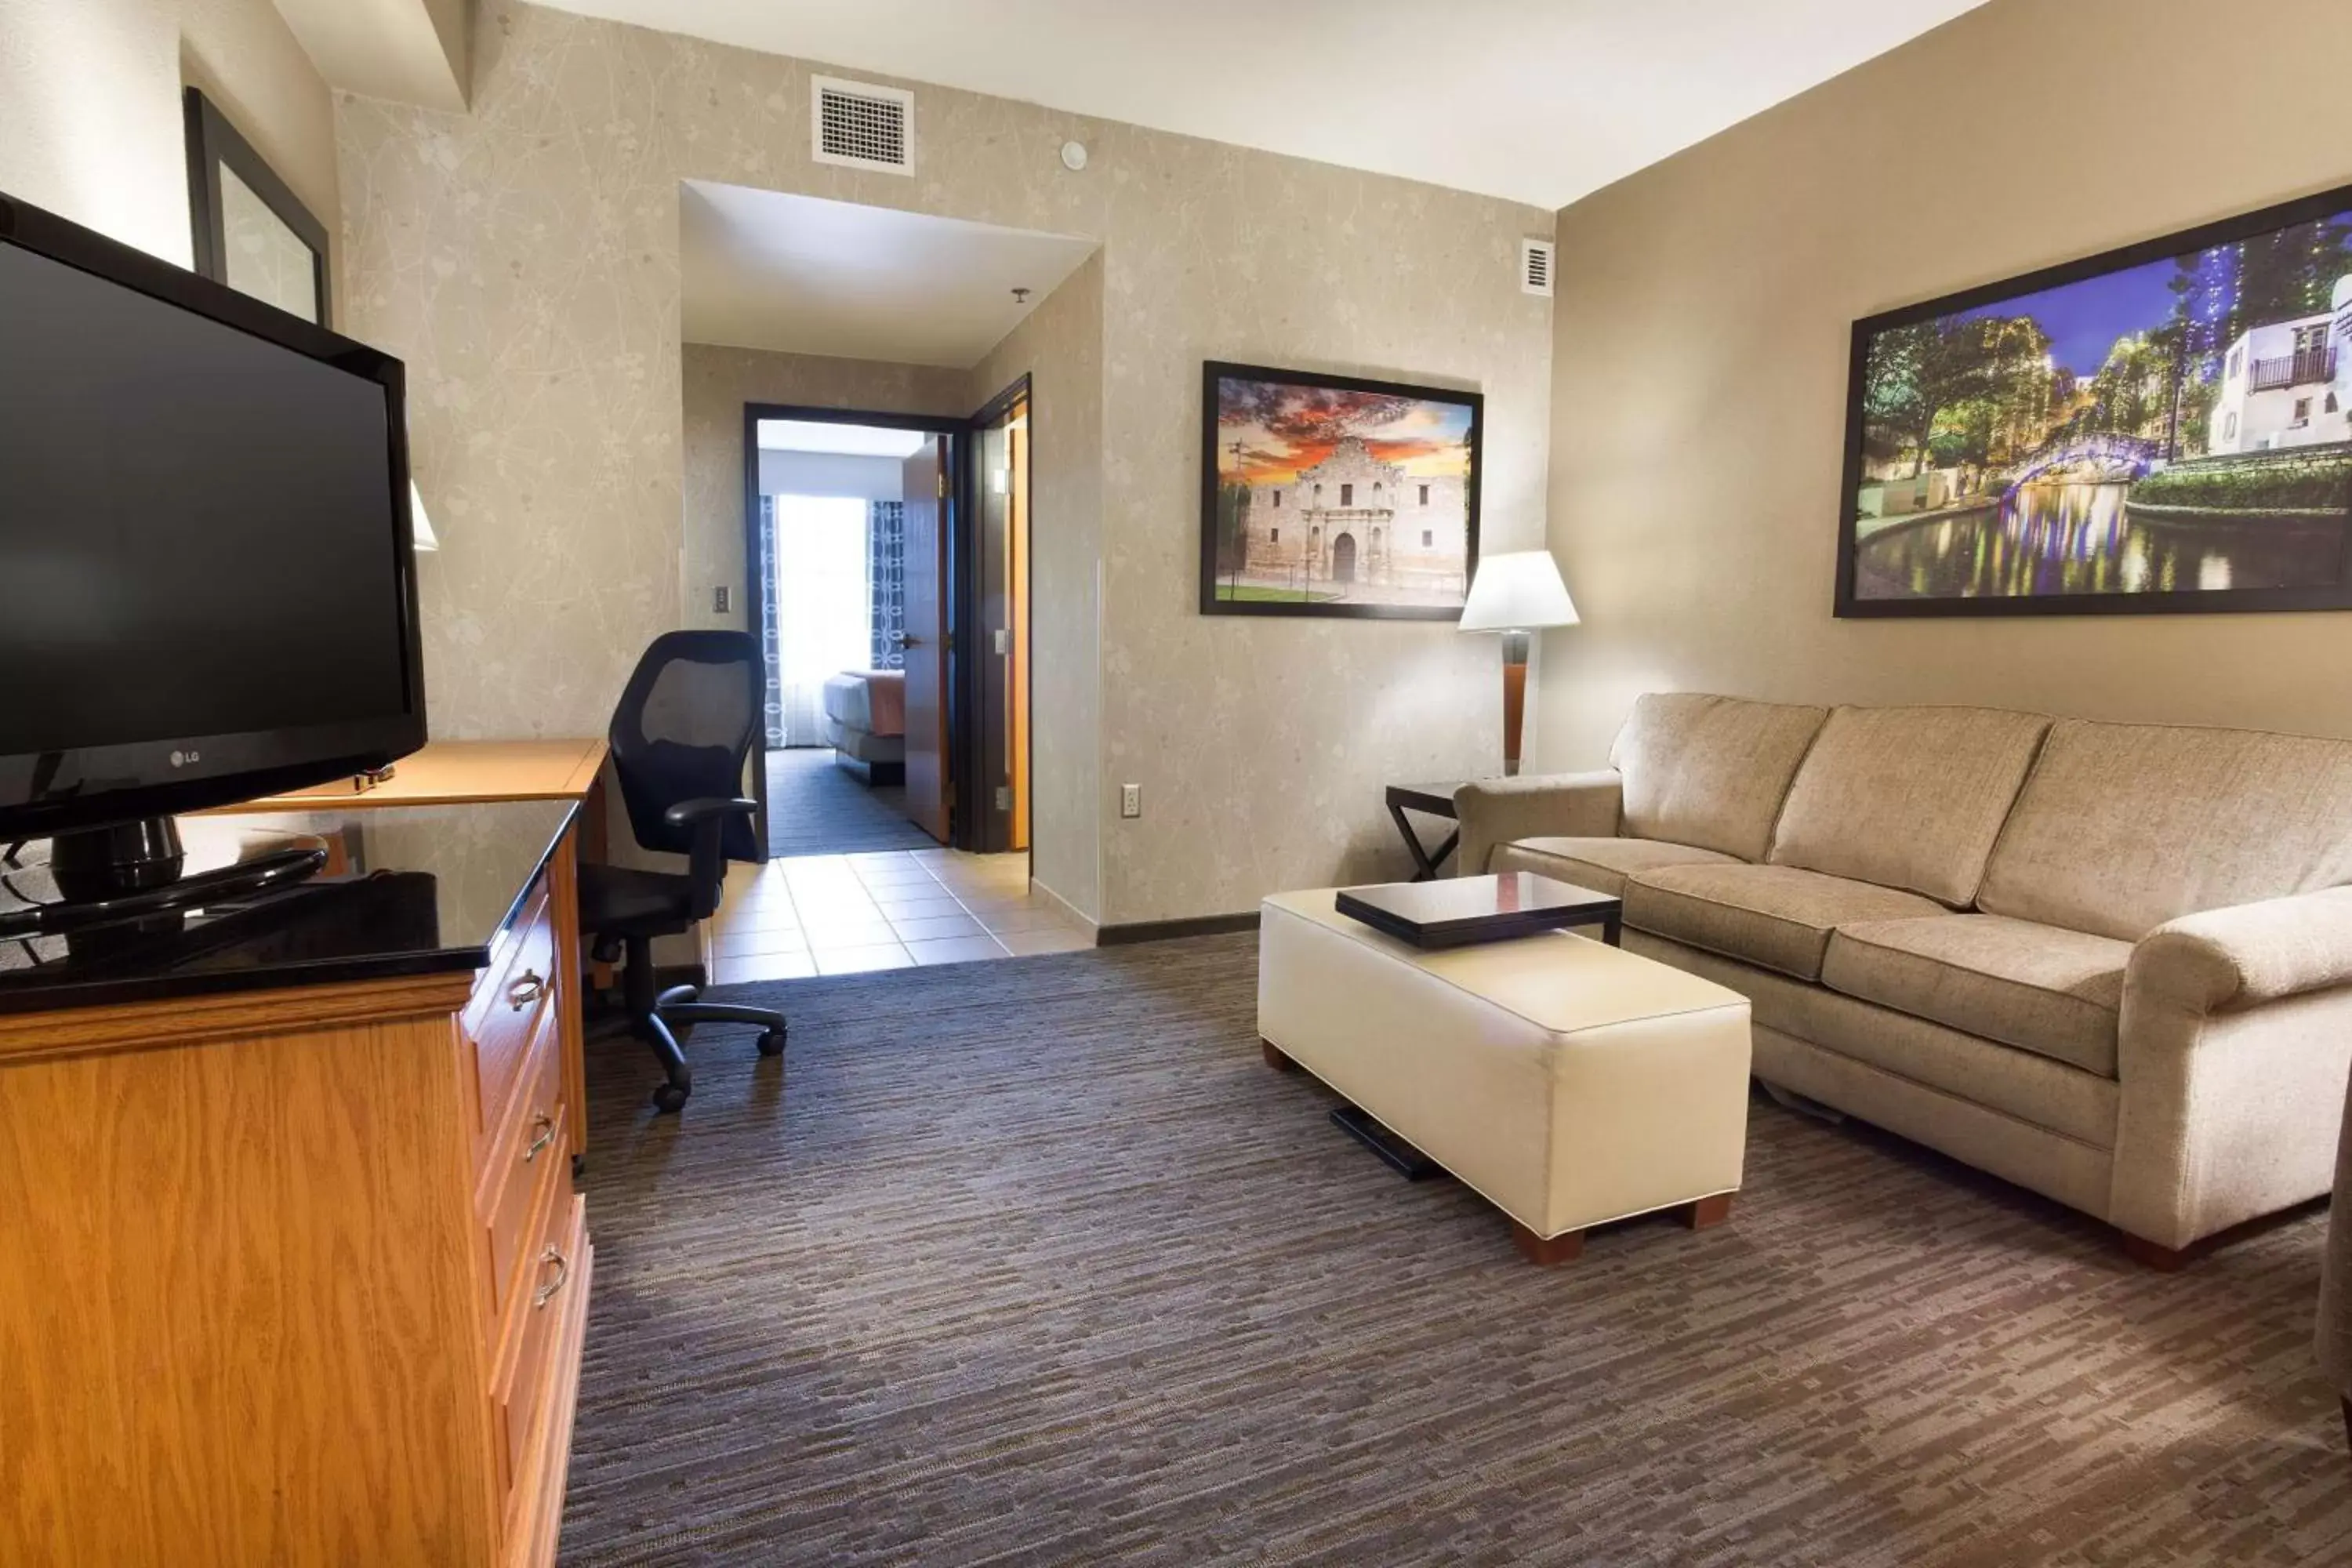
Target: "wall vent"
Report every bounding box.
[1521,238,1555,299]
[812,75,913,174]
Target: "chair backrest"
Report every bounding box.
[608,630,761,863]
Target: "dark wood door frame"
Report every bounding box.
[964,375,1033,862]
[740,401,969,858]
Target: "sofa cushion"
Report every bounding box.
[1610,694,1828,862]
[1623,863,1945,982]
[1768,706,2049,906]
[1631,930,2121,1152]
[1978,719,2352,942]
[1492,836,1738,899]
[1822,915,2129,1076]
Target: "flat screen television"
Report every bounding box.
[0,190,426,889]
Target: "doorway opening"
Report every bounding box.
[744,409,959,858]
[681,181,1098,975]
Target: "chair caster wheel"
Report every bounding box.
[757,1027,787,1058]
[652,1083,690,1113]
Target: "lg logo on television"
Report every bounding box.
[169,750,200,768]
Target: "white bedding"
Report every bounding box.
[822,672,875,731]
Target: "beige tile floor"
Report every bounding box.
[703,849,1094,983]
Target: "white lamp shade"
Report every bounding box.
[1459,550,1576,631]
[408,481,440,552]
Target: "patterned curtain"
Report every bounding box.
[757,495,784,746]
[869,500,906,670]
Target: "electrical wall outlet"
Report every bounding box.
[1120,783,1142,819]
[993,627,1011,655]
[995,786,1011,811]
[713,585,730,613]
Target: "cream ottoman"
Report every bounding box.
[1258,888,1754,1263]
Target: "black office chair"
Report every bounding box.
[579,630,785,1112]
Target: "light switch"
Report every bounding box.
[993,627,1011,655]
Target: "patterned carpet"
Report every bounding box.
[766,747,934,857]
[561,934,2352,1566]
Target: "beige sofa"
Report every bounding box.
[1455,694,2352,1263]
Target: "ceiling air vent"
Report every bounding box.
[1521,238,1555,299]
[812,75,913,175]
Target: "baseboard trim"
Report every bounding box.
[1095,912,1261,946]
[1029,877,1099,937]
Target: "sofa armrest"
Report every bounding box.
[2129,886,2352,1013]
[1452,771,1623,877]
[2111,887,2352,1251]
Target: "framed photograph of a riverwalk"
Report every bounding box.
[1835,182,2352,619]
[1200,361,1482,620]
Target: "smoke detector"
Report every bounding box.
[1520,238,1555,299]
[811,76,913,175]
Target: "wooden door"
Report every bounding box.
[901,439,950,843]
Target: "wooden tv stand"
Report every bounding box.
[0,800,593,1567]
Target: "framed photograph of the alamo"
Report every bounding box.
[1201,361,1483,620]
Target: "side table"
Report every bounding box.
[1385,780,1468,881]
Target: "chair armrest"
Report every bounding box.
[662,797,759,829]
[1451,771,1623,877]
[662,797,759,919]
[2129,886,2352,1013]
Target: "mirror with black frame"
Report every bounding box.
[183,87,331,328]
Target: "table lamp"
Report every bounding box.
[1458,550,1577,776]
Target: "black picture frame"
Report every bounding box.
[183,87,333,328]
[1835,180,2352,619]
[1200,361,1483,620]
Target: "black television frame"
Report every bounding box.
[0,190,426,844]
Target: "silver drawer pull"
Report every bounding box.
[523,1112,556,1163]
[506,970,546,1011]
[532,1244,570,1308]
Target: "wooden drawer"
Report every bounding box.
[506,1196,591,1568]
[466,873,557,1138]
[497,1190,588,1541]
[477,1003,568,1340]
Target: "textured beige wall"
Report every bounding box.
[967,255,1105,919]
[339,0,1553,924]
[0,0,335,267]
[1537,0,2352,771]
[680,343,970,636]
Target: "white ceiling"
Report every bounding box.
[272,0,470,112]
[541,0,1987,209]
[681,181,1096,368]
[757,419,930,458]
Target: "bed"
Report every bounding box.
[821,670,906,784]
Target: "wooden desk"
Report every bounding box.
[215,739,611,1156]
[216,737,609,850]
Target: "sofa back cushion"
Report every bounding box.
[1768,706,2049,906]
[1978,719,2352,941]
[1610,694,1828,862]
